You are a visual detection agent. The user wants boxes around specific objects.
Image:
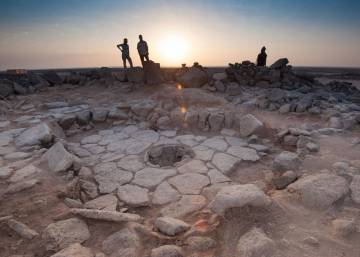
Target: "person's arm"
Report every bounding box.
[117,44,123,51]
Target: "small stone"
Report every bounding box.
[50,243,94,257]
[350,175,360,204]
[151,245,184,257]
[303,236,319,247]
[45,142,77,173]
[155,217,190,236]
[332,218,356,237]
[185,236,216,251]
[236,227,275,257]
[273,151,301,173]
[272,171,297,190]
[239,114,265,137]
[6,219,39,239]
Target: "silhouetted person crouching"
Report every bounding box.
[257,46,267,67]
[117,38,133,68]
[137,35,149,67]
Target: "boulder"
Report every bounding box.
[45,142,78,173]
[272,170,297,190]
[208,112,225,131]
[102,228,140,255]
[273,151,301,173]
[185,236,216,252]
[208,184,271,215]
[41,71,62,85]
[332,218,356,237]
[42,218,90,251]
[143,61,164,84]
[270,58,289,70]
[213,72,227,81]
[237,227,275,257]
[288,173,348,209]
[0,79,15,97]
[50,243,94,257]
[239,114,265,137]
[155,217,190,236]
[350,175,360,204]
[92,108,109,123]
[15,122,64,147]
[177,67,208,88]
[13,83,27,95]
[131,100,156,118]
[126,68,144,83]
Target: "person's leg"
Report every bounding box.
[140,55,145,67]
[128,56,133,68]
[145,54,149,62]
[122,56,127,68]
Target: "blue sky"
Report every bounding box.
[1,0,360,69]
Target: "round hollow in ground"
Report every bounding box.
[147,144,195,167]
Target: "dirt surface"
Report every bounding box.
[1,75,360,257]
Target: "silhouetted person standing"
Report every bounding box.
[117,38,133,68]
[137,35,149,67]
[257,46,267,67]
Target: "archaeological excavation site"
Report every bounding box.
[1,60,360,257]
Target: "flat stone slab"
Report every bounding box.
[117,184,149,206]
[94,168,132,194]
[160,195,207,218]
[192,146,214,161]
[211,153,240,174]
[178,159,208,174]
[168,173,210,194]
[9,164,40,183]
[81,135,102,145]
[152,181,181,205]
[175,135,199,147]
[133,168,177,189]
[201,137,228,152]
[227,146,260,162]
[131,129,159,144]
[225,136,248,147]
[208,169,231,184]
[117,155,144,172]
[84,194,118,211]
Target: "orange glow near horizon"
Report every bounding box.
[177,84,183,90]
[181,107,187,114]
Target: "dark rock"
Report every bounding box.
[41,71,62,86]
[0,79,15,97]
[144,61,164,85]
[177,67,208,88]
[270,58,289,70]
[272,170,297,189]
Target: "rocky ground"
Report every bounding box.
[1,62,360,257]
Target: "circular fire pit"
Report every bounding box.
[147,144,195,167]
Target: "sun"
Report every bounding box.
[158,35,188,64]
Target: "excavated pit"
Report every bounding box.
[147,144,195,167]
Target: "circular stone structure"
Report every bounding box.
[146,144,195,167]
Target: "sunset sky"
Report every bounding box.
[0,0,360,70]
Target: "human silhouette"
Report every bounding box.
[117,38,133,68]
[137,35,149,67]
[257,46,267,67]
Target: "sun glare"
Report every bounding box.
[158,35,188,64]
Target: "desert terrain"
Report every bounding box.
[1,60,360,257]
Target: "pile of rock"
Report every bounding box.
[0,72,53,97]
[276,127,320,155]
